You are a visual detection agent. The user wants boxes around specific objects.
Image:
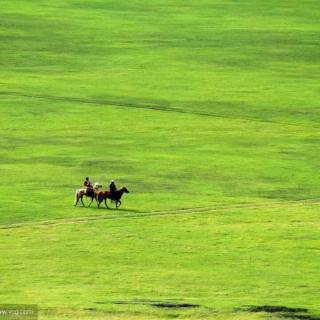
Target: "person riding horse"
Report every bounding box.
[97,186,130,208]
[75,177,129,208]
[83,177,93,189]
[109,180,117,198]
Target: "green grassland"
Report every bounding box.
[0,0,319,319]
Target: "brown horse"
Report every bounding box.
[97,187,130,208]
[74,188,97,207]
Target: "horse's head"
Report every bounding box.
[94,182,102,189]
[121,186,130,194]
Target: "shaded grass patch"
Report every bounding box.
[244,305,320,320]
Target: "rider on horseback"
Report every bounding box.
[83,177,93,190]
[109,180,117,198]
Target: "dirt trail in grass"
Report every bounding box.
[0,91,306,127]
[0,198,318,231]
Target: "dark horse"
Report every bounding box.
[97,187,130,208]
[74,188,97,207]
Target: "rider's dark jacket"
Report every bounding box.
[110,182,117,195]
[84,180,92,188]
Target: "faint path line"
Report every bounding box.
[0,198,318,231]
[0,90,305,127]
[0,90,227,118]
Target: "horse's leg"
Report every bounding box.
[74,191,79,206]
[116,200,121,208]
[80,195,85,206]
[104,198,108,208]
[88,196,93,207]
[98,194,103,208]
[95,194,100,207]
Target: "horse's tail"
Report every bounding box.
[74,190,79,206]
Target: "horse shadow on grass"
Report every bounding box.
[237,306,320,320]
[82,205,142,214]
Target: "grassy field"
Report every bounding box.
[0,0,320,319]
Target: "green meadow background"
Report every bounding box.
[0,0,319,319]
